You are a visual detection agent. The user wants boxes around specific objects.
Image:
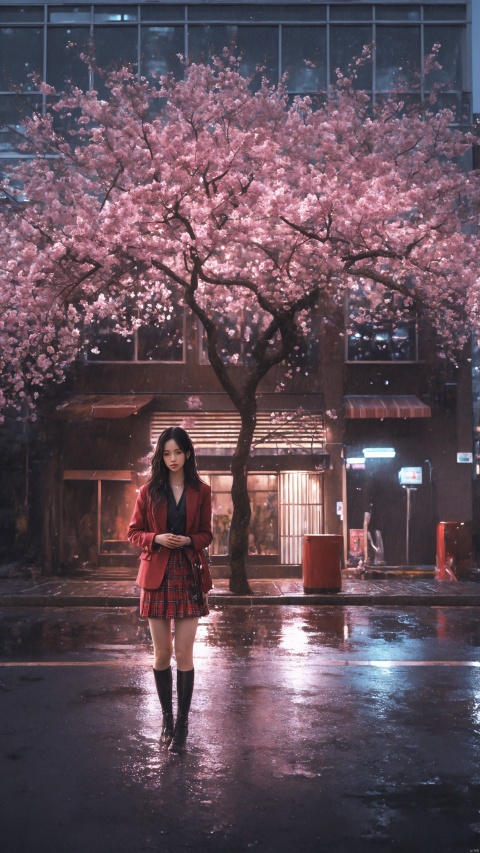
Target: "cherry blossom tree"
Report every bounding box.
[1,55,479,592]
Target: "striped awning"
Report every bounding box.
[56,395,154,419]
[344,395,431,419]
[151,411,326,454]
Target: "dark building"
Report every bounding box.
[0,1,477,576]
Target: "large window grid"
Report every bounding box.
[0,3,470,155]
[346,287,419,363]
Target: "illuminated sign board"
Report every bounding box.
[398,467,422,485]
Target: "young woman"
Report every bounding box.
[128,426,212,753]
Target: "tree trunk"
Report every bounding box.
[229,398,256,594]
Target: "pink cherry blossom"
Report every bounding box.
[1,56,479,591]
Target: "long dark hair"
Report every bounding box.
[148,426,202,505]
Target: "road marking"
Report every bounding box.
[1,660,480,668]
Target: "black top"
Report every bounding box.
[166,486,186,536]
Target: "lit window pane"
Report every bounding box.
[282,27,326,92]
[101,481,138,554]
[347,289,417,362]
[0,28,43,91]
[94,6,138,23]
[141,26,184,80]
[48,6,91,24]
[188,25,278,84]
[47,28,90,90]
[206,472,279,556]
[330,25,372,89]
[424,26,464,89]
[375,26,420,90]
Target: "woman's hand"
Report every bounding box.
[154,534,191,549]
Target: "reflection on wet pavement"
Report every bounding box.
[2,605,480,851]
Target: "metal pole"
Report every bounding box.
[406,486,411,566]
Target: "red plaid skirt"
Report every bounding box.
[139,548,209,619]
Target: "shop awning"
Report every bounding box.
[344,395,431,419]
[151,410,326,454]
[56,394,155,419]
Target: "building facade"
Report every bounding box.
[0,0,477,576]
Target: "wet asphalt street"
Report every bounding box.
[2,605,480,853]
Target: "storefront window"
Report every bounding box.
[100,480,138,554]
[63,480,98,567]
[202,472,279,557]
[279,471,323,564]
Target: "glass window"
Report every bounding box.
[200,305,273,366]
[188,5,326,22]
[141,26,184,81]
[47,28,91,90]
[63,481,98,566]
[137,310,184,362]
[48,6,91,24]
[100,481,138,554]
[282,27,326,92]
[375,5,420,21]
[0,7,44,23]
[375,26,420,90]
[92,26,138,95]
[0,94,42,152]
[83,324,135,361]
[330,25,372,89]
[347,321,417,361]
[424,26,464,90]
[83,305,185,363]
[94,6,138,23]
[0,28,43,91]
[280,471,323,564]
[141,5,185,23]
[424,5,466,21]
[347,288,418,362]
[329,5,372,21]
[202,472,278,556]
[188,25,278,84]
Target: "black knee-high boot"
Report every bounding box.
[153,666,174,746]
[169,668,194,753]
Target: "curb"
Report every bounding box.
[2,593,480,607]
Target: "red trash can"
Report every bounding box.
[302,534,343,593]
[436,521,472,581]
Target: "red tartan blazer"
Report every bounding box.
[127,482,213,590]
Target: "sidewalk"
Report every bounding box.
[2,575,480,606]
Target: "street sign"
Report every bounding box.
[398,466,423,485]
